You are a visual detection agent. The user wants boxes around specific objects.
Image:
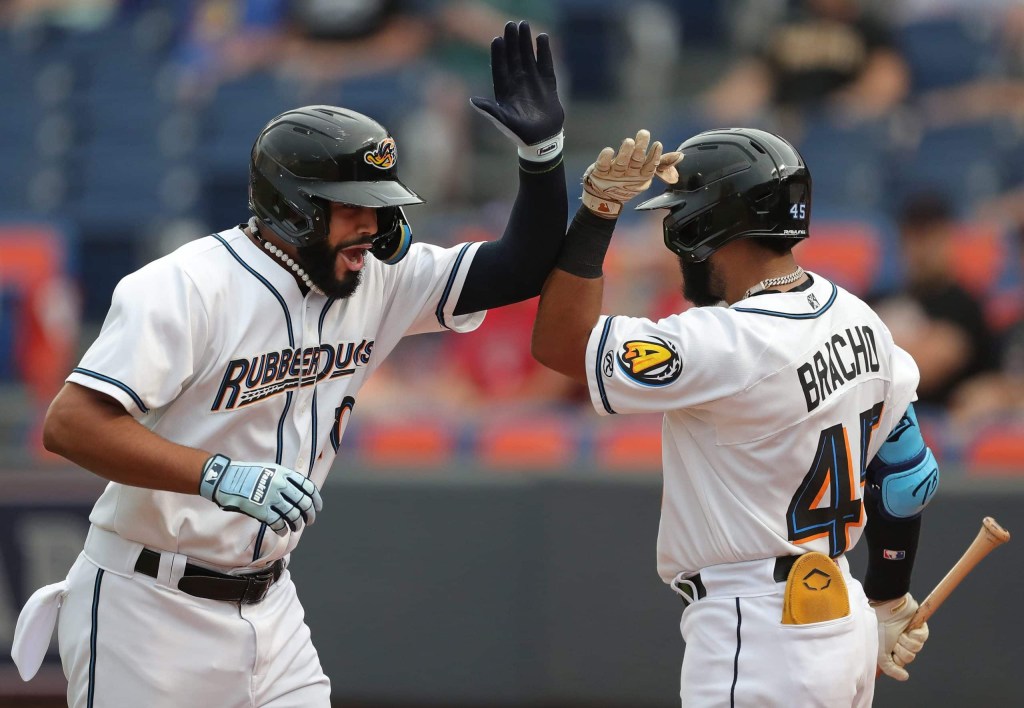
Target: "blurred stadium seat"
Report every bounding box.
[201,72,297,171]
[796,117,893,212]
[898,17,999,93]
[0,31,47,214]
[556,0,621,99]
[948,221,1021,296]
[319,69,425,133]
[593,418,663,472]
[965,423,1024,476]
[947,220,1023,332]
[352,419,457,469]
[669,0,728,48]
[477,417,577,470]
[893,122,1014,212]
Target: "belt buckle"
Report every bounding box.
[239,562,281,604]
[240,573,273,604]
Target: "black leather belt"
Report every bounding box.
[134,548,285,605]
[674,555,803,605]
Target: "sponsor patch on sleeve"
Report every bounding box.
[616,337,682,386]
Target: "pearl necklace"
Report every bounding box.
[743,266,805,299]
[248,217,324,295]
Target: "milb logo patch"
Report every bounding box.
[617,337,682,386]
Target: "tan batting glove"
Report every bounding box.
[872,593,929,681]
[581,129,683,219]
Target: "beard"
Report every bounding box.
[679,256,725,307]
[297,239,363,299]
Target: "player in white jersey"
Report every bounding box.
[532,128,940,706]
[11,21,567,707]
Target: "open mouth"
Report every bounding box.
[338,244,371,272]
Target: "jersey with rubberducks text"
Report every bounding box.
[67,225,483,570]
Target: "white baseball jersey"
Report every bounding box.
[585,273,919,582]
[67,225,484,570]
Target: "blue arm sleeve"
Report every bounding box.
[863,403,938,601]
[866,403,940,520]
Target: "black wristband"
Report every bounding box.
[556,205,617,279]
[863,486,922,601]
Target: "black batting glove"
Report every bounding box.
[470,20,564,163]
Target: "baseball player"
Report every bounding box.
[11,21,565,707]
[532,128,940,706]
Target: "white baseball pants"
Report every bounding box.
[676,556,877,707]
[56,528,330,707]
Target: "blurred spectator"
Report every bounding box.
[435,296,587,413]
[399,0,557,204]
[174,0,434,100]
[949,323,1024,428]
[352,302,586,422]
[431,0,554,93]
[1,0,118,30]
[948,208,1024,427]
[173,0,290,100]
[704,0,909,127]
[356,224,586,422]
[0,226,80,401]
[888,1,1024,128]
[872,192,1000,409]
[978,185,1024,249]
[280,0,434,85]
[371,224,585,417]
[0,224,81,459]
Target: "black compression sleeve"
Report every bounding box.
[863,485,923,601]
[556,205,616,278]
[454,155,567,315]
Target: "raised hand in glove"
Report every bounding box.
[470,20,564,162]
[582,130,682,218]
[199,454,323,536]
[872,593,930,680]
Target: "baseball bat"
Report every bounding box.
[876,516,1011,677]
[906,516,1010,630]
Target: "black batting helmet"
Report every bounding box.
[249,105,423,262]
[636,128,811,262]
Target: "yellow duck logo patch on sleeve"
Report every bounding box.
[617,337,682,386]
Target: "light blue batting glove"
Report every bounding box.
[199,455,323,536]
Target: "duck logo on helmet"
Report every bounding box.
[364,137,397,169]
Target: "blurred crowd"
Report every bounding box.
[1,0,1024,470]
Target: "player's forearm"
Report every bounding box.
[454,155,567,314]
[862,403,938,600]
[457,21,566,314]
[532,268,602,384]
[43,383,209,495]
[863,498,922,602]
[531,206,617,382]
